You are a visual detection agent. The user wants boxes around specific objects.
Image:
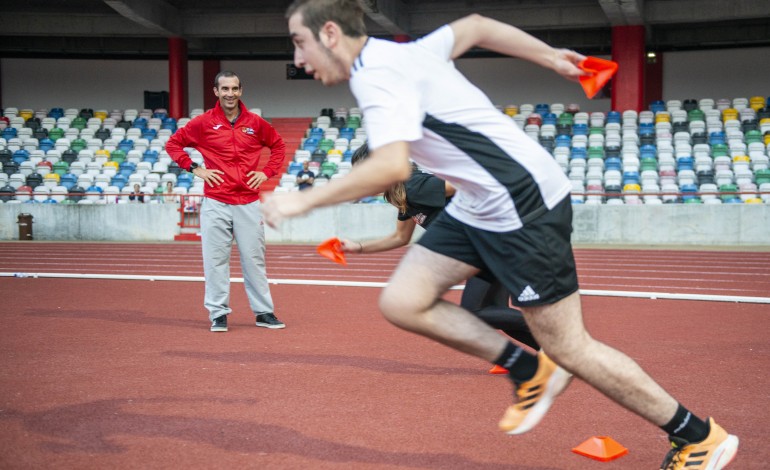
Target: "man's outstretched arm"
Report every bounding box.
[449,14,586,82]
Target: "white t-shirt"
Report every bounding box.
[350,25,571,232]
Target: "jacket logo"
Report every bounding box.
[243,127,255,135]
[212,124,224,130]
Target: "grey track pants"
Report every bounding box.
[200,197,274,321]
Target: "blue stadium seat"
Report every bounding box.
[142,150,159,164]
[708,132,725,145]
[119,162,136,178]
[677,157,694,171]
[339,127,355,141]
[48,108,64,119]
[606,111,621,124]
[141,128,157,140]
[118,139,134,152]
[555,135,571,147]
[176,173,193,189]
[39,138,55,152]
[110,174,128,190]
[680,183,699,201]
[649,100,666,113]
[604,157,622,171]
[12,150,30,165]
[161,118,177,131]
[60,174,78,190]
[287,162,303,175]
[542,113,557,125]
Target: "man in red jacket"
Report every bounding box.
[166,70,287,332]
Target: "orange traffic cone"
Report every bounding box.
[317,237,347,265]
[488,365,508,375]
[578,57,619,99]
[572,436,628,462]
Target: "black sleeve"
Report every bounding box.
[404,173,448,209]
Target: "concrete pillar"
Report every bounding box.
[611,25,645,112]
[168,37,188,119]
[203,59,221,111]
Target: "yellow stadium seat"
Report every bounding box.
[43,173,60,189]
[95,149,110,159]
[504,105,518,117]
[749,96,765,111]
[722,108,738,122]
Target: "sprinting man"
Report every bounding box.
[263,1,738,468]
[341,143,539,356]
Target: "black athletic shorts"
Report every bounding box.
[417,197,578,307]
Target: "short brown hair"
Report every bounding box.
[286,0,367,40]
[214,71,240,89]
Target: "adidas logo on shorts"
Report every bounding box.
[517,285,540,303]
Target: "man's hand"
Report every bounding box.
[552,48,587,82]
[193,167,225,187]
[262,191,311,228]
[247,171,269,189]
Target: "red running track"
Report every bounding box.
[0,242,768,469]
[1,242,769,298]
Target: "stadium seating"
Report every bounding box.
[2,101,768,205]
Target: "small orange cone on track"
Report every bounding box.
[572,436,629,462]
[488,365,509,375]
[578,57,619,99]
[317,237,347,265]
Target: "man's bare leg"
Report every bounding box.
[520,291,678,426]
[378,244,510,361]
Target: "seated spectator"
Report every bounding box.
[129,183,145,203]
[163,181,176,203]
[295,161,315,190]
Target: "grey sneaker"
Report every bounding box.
[255,313,285,329]
[210,315,228,332]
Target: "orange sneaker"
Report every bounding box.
[660,418,738,470]
[498,351,572,435]
[488,365,509,375]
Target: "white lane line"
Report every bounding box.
[2,272,769,304]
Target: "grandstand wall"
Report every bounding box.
[0,204,179,241]
[3,46,769,116]
[1,204,768,245]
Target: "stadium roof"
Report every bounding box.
[1,0,769,59]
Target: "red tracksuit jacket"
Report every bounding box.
[166,101,286,205]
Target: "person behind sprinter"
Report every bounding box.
[263,2,738,469]
[128,183,144,203]
[341,143,538,354]
[295,160,315,190]
[166,71,287,332]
